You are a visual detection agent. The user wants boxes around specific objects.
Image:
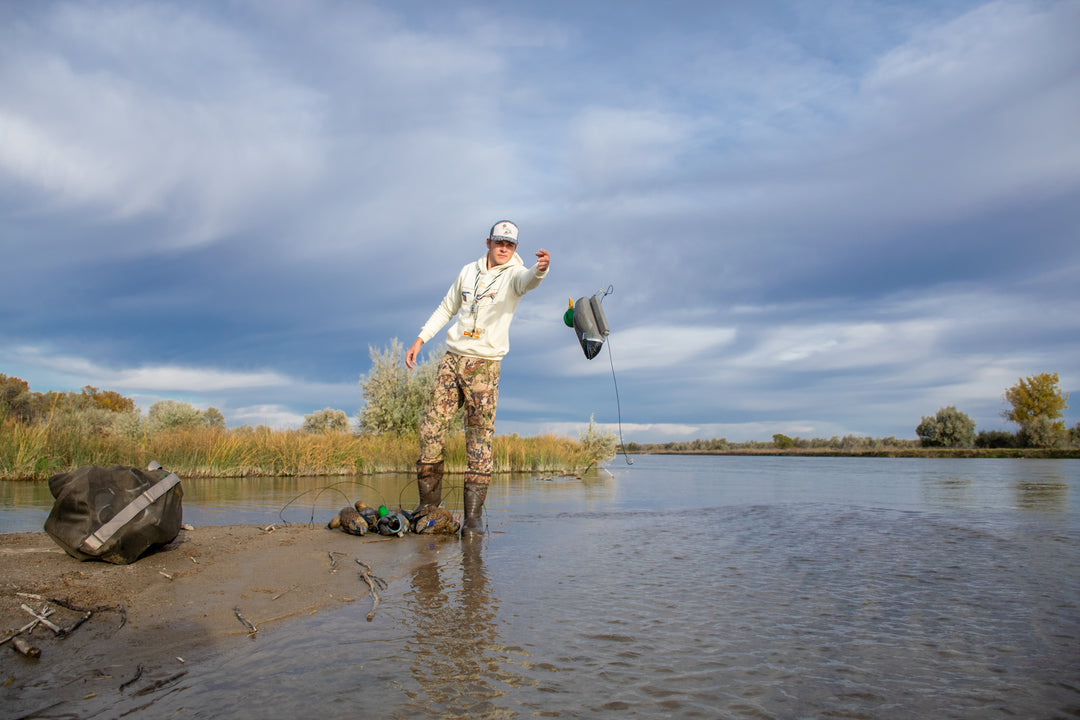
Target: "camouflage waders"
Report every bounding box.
[419,352,500,535]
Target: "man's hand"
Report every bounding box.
[535,248,550,272]
[405,337,424,369]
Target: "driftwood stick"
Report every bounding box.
[0,616,46,647]
[119,664,144,692]
[20,605,61,634]
[355,560,388,590]
[354,559,383,621]
[46,596,125,620]
[11,635,41,659]
[234,606,257,635]
[131,670,188,697]
[62,610,93,636]
[46,597,91,612]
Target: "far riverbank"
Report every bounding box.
[641,447,1080,459]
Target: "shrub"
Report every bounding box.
[357,339,448,434]
[204,407,226,430]
[303,407,351,433]
[917,406,976,447]
[579,415,616,470]
[772,433,794,449]
[1018,415,1067,449]
[974,429,1020,449]
[0,374,34,422]
[148,400,208,433]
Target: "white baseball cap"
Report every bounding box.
[489,220,518,244]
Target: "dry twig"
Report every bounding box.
[131,670,188,697]
[234,606,257,635]
[1,610,54,647]
[119,664,144,692]
[20,605,61,635]
[11,635,41,659]
[354,559,387,621]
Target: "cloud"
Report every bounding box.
[822,0,1080,225]
[226,404,307,429]
[566,106,694,191]
[729,319,943,371]
[3,345,288,394]
[557,325,738,376]
[0,3,325,249]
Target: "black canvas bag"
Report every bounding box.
[44,464,183,565]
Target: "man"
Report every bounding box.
[405,220,550,536]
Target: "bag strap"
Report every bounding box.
[80,472,182,553]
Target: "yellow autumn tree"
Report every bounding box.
[1002,372,1069,447]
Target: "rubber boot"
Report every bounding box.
[461,480,488,537]
[414,461,444,513]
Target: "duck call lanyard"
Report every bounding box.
[465,265,509,339]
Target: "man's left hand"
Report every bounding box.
[535,248,550,272]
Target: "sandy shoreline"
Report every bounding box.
[1,524,437,715]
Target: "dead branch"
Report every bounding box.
[234,606,257,635]
[62,610,93,636]
[354,559,386,621]
[48,597,127,630]
[131,670,188,697]
[355,559,387,590]
[119,664,144,692]
[11,635,41,659]
[0,611,53,647]
[19,605,61,634]
[45,597,91,612]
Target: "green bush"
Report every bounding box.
[974,429,1020,449]
[1018,415,1067,449]
[303,407,350,433]
[148,400,208,433]
[916,406,976,448]
[772,433,795,449]
[357,339,449,434]
[579,415,616,470]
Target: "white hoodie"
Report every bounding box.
[418,251,547,360]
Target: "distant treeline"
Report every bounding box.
[626,371,1078,458]
[623,432,1080,458]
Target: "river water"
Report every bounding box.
[2,455,1078,718]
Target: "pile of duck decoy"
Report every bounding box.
[327,501,460,537]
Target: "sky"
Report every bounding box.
[1,0,1078,444]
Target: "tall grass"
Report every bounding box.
[0,421,594,481]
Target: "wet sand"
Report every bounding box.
[0,524,433,715]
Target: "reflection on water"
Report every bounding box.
[1016,479,1069,509]
[403,539,529,716]
[916,458,1074,512]
[1004,460,1072,510]
[1,457,1078,719]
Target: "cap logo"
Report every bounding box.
[490,220,518,244]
